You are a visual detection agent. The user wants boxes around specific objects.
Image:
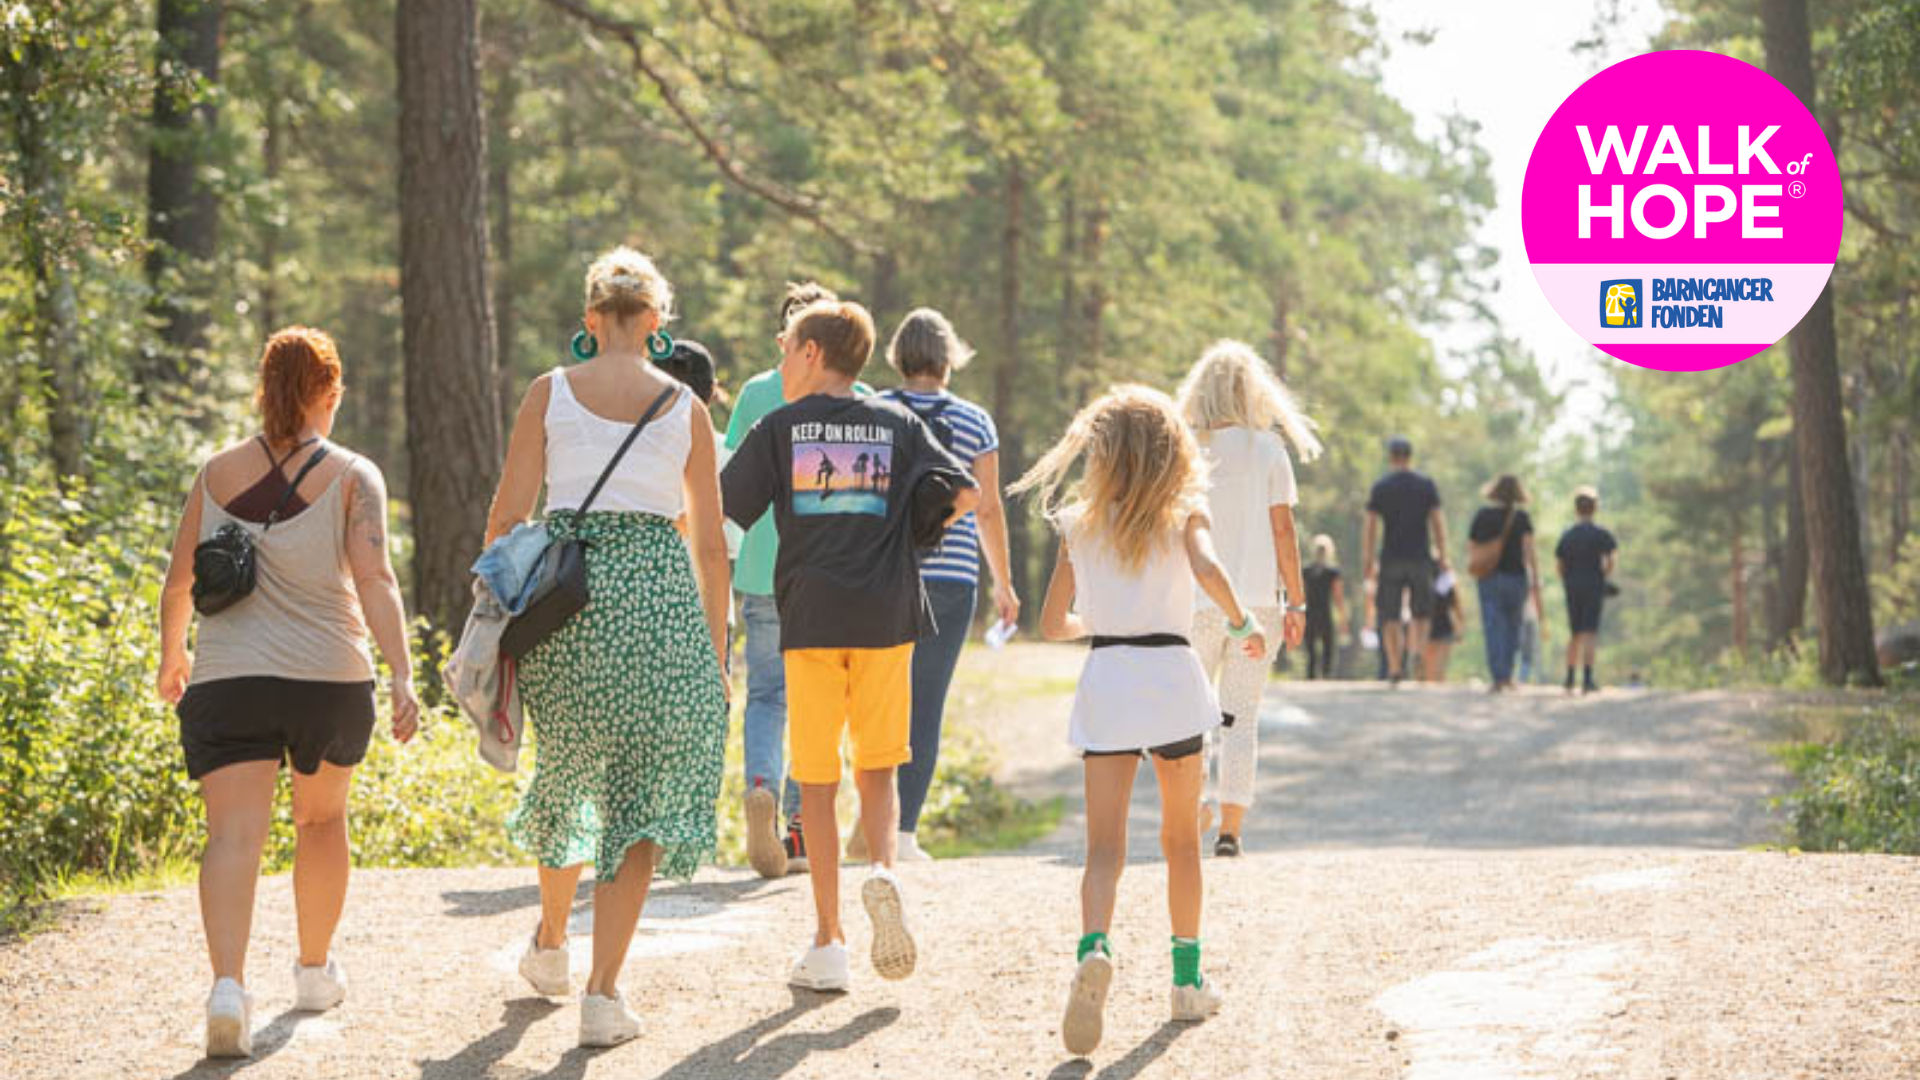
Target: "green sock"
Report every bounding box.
[1077,932,1110,963]
[1171,936,1201,987]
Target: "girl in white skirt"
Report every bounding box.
[1010,385,1268,1058]
[1174,341,1320,856]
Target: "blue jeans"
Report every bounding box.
[897,578,977,833]
[738,593,801,820]
[1477,571,1529,685]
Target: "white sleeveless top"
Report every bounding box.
[1061,507,1219,751]
[544,368,692,516]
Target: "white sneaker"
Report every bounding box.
[1171,978,1224,1022]
[861,868,917,981]
[579,991,641,1047]
[895,831,933,862]
[745,785,788,879]
[519,929,571,997]
[205,977,253,1059]
[789,941,851,992]
[292,956,347,1012]
[1061,949,1115,1057]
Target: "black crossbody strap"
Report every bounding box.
[576,386,680,516]
[265,443,332,530]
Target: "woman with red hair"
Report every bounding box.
[156,326,421,1058]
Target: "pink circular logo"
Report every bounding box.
[1522,50,1843,372]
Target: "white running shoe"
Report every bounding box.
[895,831,933,862]
[292,956,347,1012]
[1061,950,1115,1057]
[205,977,253,1059]
[745,785,788,879]
[579,991,641,1047]
[519,929,571,997]
[789,941,851,992]
[1171,978,1224,1022]
[861,868,917,981]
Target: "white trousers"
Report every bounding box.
[1190,606,1282,808]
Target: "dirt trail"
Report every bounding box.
[4,645,1916,1079]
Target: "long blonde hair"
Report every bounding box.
[1009,384,1207,570]
[1174,339,1322,461]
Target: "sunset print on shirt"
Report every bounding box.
[791,439,892,517]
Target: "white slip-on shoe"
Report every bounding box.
[789,941,851,992]
[861,868,917,981]
[292,956,347,1012]
[895,831,933,862]
[745,785,788,879]
[1061,949,1115,1057]
[1171,978,1224,1022]
[579,991,641,1047]
[519,929,571,997]
[205,977,253,1059]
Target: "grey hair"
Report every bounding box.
[886,307,975,378]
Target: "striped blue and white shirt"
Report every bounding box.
[884,388,998,586]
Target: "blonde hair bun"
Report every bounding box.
[584,246,674,322]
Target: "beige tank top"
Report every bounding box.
[189,459,376,685]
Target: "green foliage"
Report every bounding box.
[1774,704,1920,854]
[917,720,1065,858]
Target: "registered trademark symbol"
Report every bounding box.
[1789,180,1807,199]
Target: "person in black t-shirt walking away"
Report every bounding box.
[1302,534,1345,679]
[1362,437,1448,684]
[1467,474,1544,692]
[1556,486,1618,694]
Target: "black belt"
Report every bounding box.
[1090,633,1189,650]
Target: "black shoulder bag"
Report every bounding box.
[192,441,333,616]
[499,385,679,660]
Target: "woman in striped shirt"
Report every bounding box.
[880,308,1019,860]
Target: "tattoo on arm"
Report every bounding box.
[349,465,389,560]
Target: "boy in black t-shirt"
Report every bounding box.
[722,299,977,993]
[1555,486,1618,693]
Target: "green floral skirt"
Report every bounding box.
[509,512,726,882]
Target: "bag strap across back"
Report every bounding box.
[265,443,333,531]
[575,385,680,516]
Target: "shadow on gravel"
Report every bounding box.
[165,1008,338,1079]
[1045,1021,1189,1080]
[441,875,789,920]
[415,998,561,1080]
[651,990,898,1079]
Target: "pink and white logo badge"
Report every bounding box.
[1522,50,1843,372]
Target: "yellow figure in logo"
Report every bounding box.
[1604,282,1638,327]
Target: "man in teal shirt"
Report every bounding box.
[726,283,872,878]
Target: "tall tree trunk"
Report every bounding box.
[1848,366,1871,569]
[1079,200,1107,374]
[1731,508,1749,656]
[1773,438,1810,646]
[143,0,223,395]
[1891,425,1911,560]
[867,251,900,339]
[994,164,1032,618]
[259,85,283,337]
[486,38,518,434]
[1761,0,1880,685]
[398,0,503,634]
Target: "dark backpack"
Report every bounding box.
[884,390,958,454]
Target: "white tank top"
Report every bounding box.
[1063,507,1194,636]
[543,368,692,517]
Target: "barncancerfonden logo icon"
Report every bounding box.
[1601,280,1641,328]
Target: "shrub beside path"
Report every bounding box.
[4,645,1917,1079]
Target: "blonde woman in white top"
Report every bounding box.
[1174,340,1320,857]
[1013,385,1267,1055]
[483,247,731,1048]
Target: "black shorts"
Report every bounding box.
[1083,734,1205,761]
[1375,559,1434,622]
[1565,582,1606,634]
[177,676,376,780]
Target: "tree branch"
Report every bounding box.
[540,0,878,257]
[1845,192,1908,241]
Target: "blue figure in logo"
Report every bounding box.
[1600,279,1642,328]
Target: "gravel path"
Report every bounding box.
[4,646,1916,1079]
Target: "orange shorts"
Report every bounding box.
[784,644,914,784]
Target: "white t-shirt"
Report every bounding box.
[1195,426,1297,610]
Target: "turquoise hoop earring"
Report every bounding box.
[570,331,599,361]
[646,330,675,361]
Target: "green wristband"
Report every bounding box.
[1225,614,1258,640]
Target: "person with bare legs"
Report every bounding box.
[1362,436,1447,684]
[1012,385,1267,1057]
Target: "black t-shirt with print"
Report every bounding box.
[1469,505,1534,576]
[721,393,967,650]
[1556,521,1617,583]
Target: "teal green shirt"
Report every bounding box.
[724,368,871,596]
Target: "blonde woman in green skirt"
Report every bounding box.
[483,246,731,1048]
